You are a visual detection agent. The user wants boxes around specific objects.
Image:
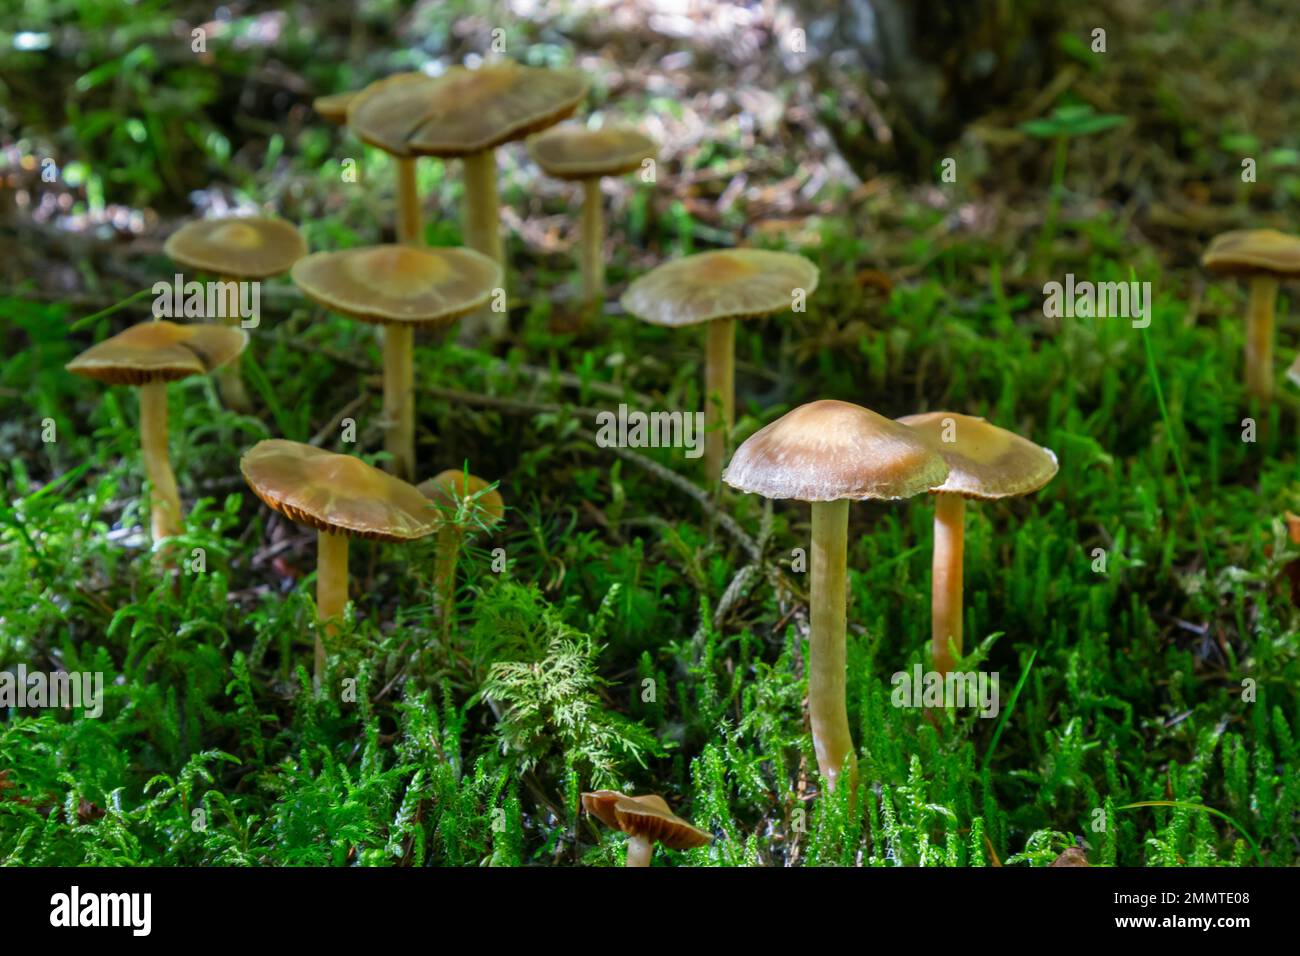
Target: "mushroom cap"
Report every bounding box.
[581,791,711,850]
[620,249,819,328]
[417,470,505,527]
[291,244,501,326]
[723,399,949,502]
[1202,229,1300,277]
[895,412,1059,501]
[163,217,307,279]
[527,124,657,180]
[347,63,588,158]
[313,91,356,125]
[240,439,438,542]
[66,320,248,386]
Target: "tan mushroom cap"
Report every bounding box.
[417,470,505,527]
[66,320,248,386]
[528,125,656,180]
[621,249,819,328]
[724,399,949,502]
[347,63,588,159]
[581,791,711,850]
[895,412,1058,500]
[292,244,502,326]
[313,91,356,125]
[163,217,307,279]
[1202,229,1300,277]
[240,439,438,542]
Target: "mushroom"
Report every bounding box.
[896,412,1058,676]
[724,400,948,792]
[1202,228,1300,403]
[66,320,247,542]
[622,249,820,485]
[417,469,505,633]
[581,790,710,867]
[163,216,307,413]
[240,439,438,688]
[527,125,657,308]
[312,91,355,126]
[291,244,501,481]
[347,62,589,339]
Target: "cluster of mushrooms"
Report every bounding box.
[62,57,1299,864]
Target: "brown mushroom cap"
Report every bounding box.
[313,91,356,125]
[417,470,505,527]
[163,217,307,279]
[240,440,438,542]
[291,245,501,326]
[1202,229,1300,277]
[347,63,588,159]
[895,412,1058,500]
[723,399,949,502]
[620,249,819,328]
[66,320,248,386]
[581,791,711,850]
[528,125,656,180]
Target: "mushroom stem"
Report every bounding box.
[580,177,605,306]
[396,157,422,246]
[316,530,349,691]
[213,275,254,413]
[382,324,415,481]
[704,318,735,485]
[138,381,182,541]
[1245,275,1277,403]
[434,523,461,633]
[625,834,654,867]
[931,492,966,676]
[461,149,505,340]
[809,498,857,794]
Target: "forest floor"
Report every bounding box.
[1,0,1298,865]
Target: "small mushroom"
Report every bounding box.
[896,412,1058,675]
[291,244,501,481]
[417,469,505,633]
[724,400,948,792]
[1202,228,1300,403]
[240,439,438,689]
[163,216,307,412]
[312,91,356,126]
[581,790,710,867]
[528,125,657,308]
[622,250,819,485]
[66,320,247,542]
[347,63,588,339]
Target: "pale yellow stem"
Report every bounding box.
[434,523,461,633]
[214,275,253,412]
[1245,276,1277,403]
[580,177,605,305]
[316,531,349,692]
[382,324,415,481]
[931,493,966,676]
[396,157,422,245]
[704,318,735,485]
[139,381,181,541]
[809,499,857,794]
[625,834,653,867]
[461,149,505,341]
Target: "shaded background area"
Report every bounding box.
[0,1,1298,868]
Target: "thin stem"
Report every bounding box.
[396,157,422,245]
[931,493,966,675]
[704,318,735,485]
[382,324,415,481]
[809,499,856,793]
[461,149,505,340]
[138,381,181,541]
[434,523,461,634]
[213,274,253,412]
[1245,275,1277,403]
[316,531,350,693]
[625,834,654,867]
[580,177,605,306]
